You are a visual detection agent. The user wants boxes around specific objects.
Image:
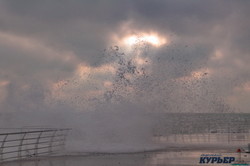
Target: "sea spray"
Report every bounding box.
[0,37,235,153]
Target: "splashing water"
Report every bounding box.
[0,37,238,153]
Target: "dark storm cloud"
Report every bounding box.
[0,0,132,66]
[0,0,224,65]
[1,0,248,65]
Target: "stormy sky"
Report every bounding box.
[0,0,250,113]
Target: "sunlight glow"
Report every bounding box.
[124,34,166,47]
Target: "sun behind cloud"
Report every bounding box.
[123,33,167,47]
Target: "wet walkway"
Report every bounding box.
[1,149,249,166]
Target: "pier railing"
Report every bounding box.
[154,123,250,145]
[0,128,70,163]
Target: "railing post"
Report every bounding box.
[49,130,57,154]
[61,129,69,151]
[18,132,27,160]
[0,134,8,162]
[34,131,43,157]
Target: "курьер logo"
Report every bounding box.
[199,154,235,164]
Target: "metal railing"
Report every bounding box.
[153,123,250,145]
[0,128,71,163]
